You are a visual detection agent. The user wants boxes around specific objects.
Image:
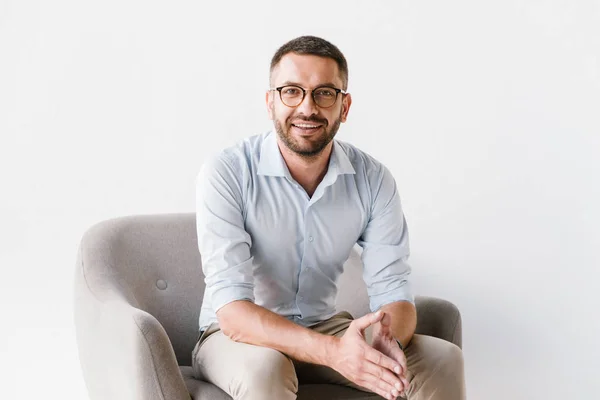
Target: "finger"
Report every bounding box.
[401,375,409,394]
[389,346,409,389]
[364,346,402,375]
[363,360,404,392]
[389,354,409,390]
[358,372,400,400]
[380,311,392,329]
[351,310,384,332]
[389,343,408,376]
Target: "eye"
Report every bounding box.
[283,87,301,95]
[315,88,335,97]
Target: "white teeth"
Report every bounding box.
[294,124,319,128]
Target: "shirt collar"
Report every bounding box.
[257,131,291,177]
[330,140,356,175]
[257,131,356,177]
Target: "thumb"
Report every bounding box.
[380,311,392,328]
[352,310,384,332]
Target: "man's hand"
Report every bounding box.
[372,311,409,396]
[327,311,404,400]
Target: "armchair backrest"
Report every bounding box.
[76,213,371,366]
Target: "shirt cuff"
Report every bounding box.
[211,285,255,313]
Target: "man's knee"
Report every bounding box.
[408,335,464,370]
[425,341,464,392]
[446,342,464,366]
[434,341,464,375]
[234,349,298,399]
[406,335,465,400]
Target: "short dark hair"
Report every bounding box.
[270,36,349,90]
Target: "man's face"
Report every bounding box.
[267,53,352,158]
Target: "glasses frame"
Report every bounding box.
[270,85,347,108]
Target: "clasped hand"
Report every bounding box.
[329,310,409,400]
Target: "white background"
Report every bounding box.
[1,0,599,399]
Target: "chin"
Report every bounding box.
[274,119,335,157]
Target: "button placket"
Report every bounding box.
[297,207,315,314]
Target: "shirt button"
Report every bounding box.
[308,236,314,242]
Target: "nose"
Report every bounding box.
[296,89,319,116]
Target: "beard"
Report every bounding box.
[274,109,342,158]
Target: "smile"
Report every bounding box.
[291,123,323,130]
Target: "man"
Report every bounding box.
[193,36,465,400]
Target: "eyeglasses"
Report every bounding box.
[270,85,347,108]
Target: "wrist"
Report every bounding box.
[322,334,340,367]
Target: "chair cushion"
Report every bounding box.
[180,366,400,400]
[297,384,384,399]
[181,366,231,400]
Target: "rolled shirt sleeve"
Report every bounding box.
[357,164,414,312]
[196,154,255,313]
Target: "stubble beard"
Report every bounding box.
[273,110,342,159]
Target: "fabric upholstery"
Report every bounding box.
[74,213,462,400]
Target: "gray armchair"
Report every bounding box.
[74,213,462,400]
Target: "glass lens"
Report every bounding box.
[279,86,304,107]
[313,87,338,107]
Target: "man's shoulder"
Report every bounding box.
[335,139,387,176]
[217,131,267,164]
[336,140,401,207]
[197,132,268,190]
[204,131,267,172]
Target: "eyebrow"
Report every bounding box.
[280,81,341,88]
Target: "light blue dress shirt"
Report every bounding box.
[196,131,413,332]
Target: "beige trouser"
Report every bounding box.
[192,312,465,400]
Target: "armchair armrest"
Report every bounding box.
[74,246,191,400]
[414,296,462,348]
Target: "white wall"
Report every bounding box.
[1,0,598,398]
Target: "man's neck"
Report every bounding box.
[277,140,333,198]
